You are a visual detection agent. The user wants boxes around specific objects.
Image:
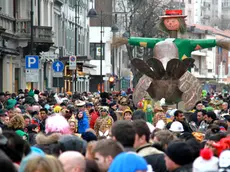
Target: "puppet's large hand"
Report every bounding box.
[216,39,230,50]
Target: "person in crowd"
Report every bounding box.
[193,148,219,172]
[7,114,25,131]
[24,155,65,172]
[26,124,39,145]
[23,115,31,128]
[133,120,167,172]
[94,106,114,137]
[35,115,70,155]
[1,131,30,166]
[68,119,78,135]
[85,141,97,160]
[57,135,87,156]
[59,151,86,172]
[109,102,118,122]
[219,102,229,116]
[77,111,89,134]
[192,102,204,124]
[123,108,133,121]
[199,111,218,133]
[152,130,177,152]
[0,149,17,172]
[167,110,192,133]
[164,141,194,172]
[0,109,8,129]
[39,108,48,132]
[111,120,135,151]
[108,152,149,172]
[93,139,124,172]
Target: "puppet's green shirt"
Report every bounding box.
[128,37,216,60]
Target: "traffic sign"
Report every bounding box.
[53,72,63,78]
[25,55,39,69]
[52,61,64,72]
[69,56,76,70]
[26,69,39,82]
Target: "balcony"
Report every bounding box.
[0,13,15,34]
[16,19,53,43]
[54,0,64,6]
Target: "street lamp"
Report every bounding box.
[87,8,119,92]
[111,24,119,77]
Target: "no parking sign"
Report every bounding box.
[69,56,76,70]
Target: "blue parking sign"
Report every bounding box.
[25,55,39,69]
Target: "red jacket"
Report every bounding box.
[90,111,99,129]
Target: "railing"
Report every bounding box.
[0,14,15,33]
[16,19,53,42]
[54,0,64,5]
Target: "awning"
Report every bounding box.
[83,67,96,74]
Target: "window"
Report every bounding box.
[208,47,212,51]
[188,0,191,4]
[90,43,105,60]
[208,69,212,73]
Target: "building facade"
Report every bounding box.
[184,0,230,28]
[0,0,53,93]
[0,0,91,93]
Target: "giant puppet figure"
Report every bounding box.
[114,10,230,110]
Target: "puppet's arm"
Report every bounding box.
[113,37,165,48]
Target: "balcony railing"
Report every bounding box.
[0,14,15,34]
[16,19,53,43]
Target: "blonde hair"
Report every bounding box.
[8,114,25,129]
[24,155,64,172]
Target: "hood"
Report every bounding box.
[136,144,164,157]
[35,132,61,145]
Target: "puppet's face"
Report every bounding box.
[163,18,180,30]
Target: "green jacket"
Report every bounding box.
[128,37,216,60]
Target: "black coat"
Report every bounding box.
[109,108,117,121]
[144,154,168,172]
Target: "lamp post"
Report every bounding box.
[74,0,80,93]
[30,0,34,89]
[87,8,119,93]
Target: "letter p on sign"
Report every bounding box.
[25,55,39,69]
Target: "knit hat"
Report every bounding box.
[109,101,117,107]
[53,105,62,113]
[28,89,34,97]
[15,130,28,141]
[169,121,184,132]
[123,108,133,116]
[193,148,218,172]
[58,135,87,155]
[81,131,97,142]
[19,147,45,172]
[6,98,17,110]
[165,142,194,166]
[108,152,148,172]
[219,150,230,171]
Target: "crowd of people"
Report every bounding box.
[0,89,230,172]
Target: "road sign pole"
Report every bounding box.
[57,78,60,93]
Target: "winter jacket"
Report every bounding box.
[145,154,168,172]
[171,163,193,172]
[109,108,117,122]
[90,111,99,129]
[78,111,89,134]
[136,144,167,172]
[136,144,163,157]
[34,132,61,156]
